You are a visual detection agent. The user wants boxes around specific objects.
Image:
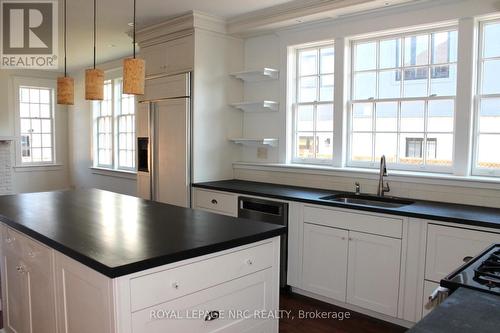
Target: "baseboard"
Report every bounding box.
[291,287,415,329]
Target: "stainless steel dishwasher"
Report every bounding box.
[238,196,288,288]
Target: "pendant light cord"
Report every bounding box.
[64,0,67,76]
[133,0,136,59]
[93,0,96,69]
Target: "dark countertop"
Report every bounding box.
[407,288,500,333]
[193,180,500,229]
[0,189,285,278]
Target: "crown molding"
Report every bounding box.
[135,11,227,47]
[227,0,424,37]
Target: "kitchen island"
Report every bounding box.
[0,189,285,333]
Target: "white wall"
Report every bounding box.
[234,0,500,208]
[0,69,70,193]
[192,28,245,182]
[68,59,137,196]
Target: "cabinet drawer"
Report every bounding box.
[425,224,500,282]
[194,189,237,217]
[304,206,403,238]
[131,269,274,333]
[130,241,274,312]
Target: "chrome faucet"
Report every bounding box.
[377,155,390,197]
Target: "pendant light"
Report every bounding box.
[57,0,74,105]
[85,0,104,100]
[122,0,145,95]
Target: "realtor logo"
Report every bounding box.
[1,0,58,69]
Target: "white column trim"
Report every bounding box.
[453,17,478,176]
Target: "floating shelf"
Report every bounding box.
[229,138,278,148]
[0,136,17,141]
[230,101,279,112]
[230,68,279,82]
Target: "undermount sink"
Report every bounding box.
[319,193,415,208]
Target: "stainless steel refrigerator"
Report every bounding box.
[136,72,192,207]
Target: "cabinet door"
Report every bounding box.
[302,223,348,302]
[24,239,57,333]
[426,224,500,282]
[3,249,30,333]
[140,35,194,77]
[55,253,115,333]
[154,98,190,207]
[347,231,401,317]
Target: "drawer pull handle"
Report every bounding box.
[171,282,179,289]
[246,259,253,266]
[463,256,474,263]
[204,311,220,322]
[211,199,218,205]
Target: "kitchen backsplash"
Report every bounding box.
[0,141,13,195]
[234,166,500,209]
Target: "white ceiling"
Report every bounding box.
[64,0,296,71]
[62,0,425,72]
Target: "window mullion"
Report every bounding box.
[333,37,346,168]
[454,17,477,176]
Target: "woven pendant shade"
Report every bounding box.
[56,0,74,105]
[85,68,104,100]
[123,58,145,95]
[57,76,74,105]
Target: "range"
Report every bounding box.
[441,244,500,295]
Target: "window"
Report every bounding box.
[473,20,500,176]
[93,78,136,172]
[349,27,457,171]
[293,44,335,163]
[18,86,55,164]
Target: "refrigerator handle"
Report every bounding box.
[149,102,156,201]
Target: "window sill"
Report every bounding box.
[233,162,500,190]
[14,164,64,172]
[90,167,137,180]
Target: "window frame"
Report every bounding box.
[347,25,458,173]
[472,18,500,177]
[292,42,335,165]
[92,76,136,173]
[13,77,57,167]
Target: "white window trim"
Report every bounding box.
[291,42,335,165]
[347,25,458,173]
[12,76,58,168]
[285,17,500,180]
[91,69,137,174]
[472,17,500,178]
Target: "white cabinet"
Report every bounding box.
[425,224,500,282]
[55,253,115,333]
[1,226,57,333]
[193,188,238,217]
[3,243,30,333]
[299,206,403,318]
[1,220,280,333]
[346,231,401,317]
[131,269,275,333]
[302,223,348,302]
[140,35,194,77]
